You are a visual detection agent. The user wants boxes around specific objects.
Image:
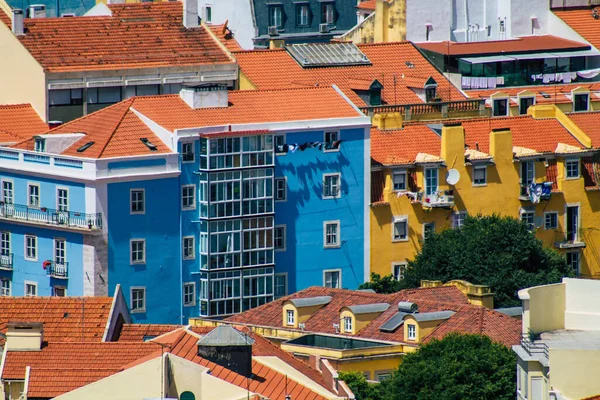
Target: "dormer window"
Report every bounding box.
[34,137,46,153]
[519,97,535,115]
[424,77,438,102]
[369,80,383,106]
[573,93,589,112]
[286,309,295,326]
[407,324,416,340]
[492,98,509,117]
[343,316,352,333]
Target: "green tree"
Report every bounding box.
[370,214,572,307]
[338,371,383,400]
[386,333,516,400]
[358,273,402,293]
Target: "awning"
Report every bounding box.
[459,55,516,64]
[509,52,560,60]
[550,49,600,58]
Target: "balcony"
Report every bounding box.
[421,190,455,209]
[0,253,13,271]
[520,182,553,203]
[0,202,102,232]
[44,261,68,279]
[518,333,549,366]
[359,99,488,122]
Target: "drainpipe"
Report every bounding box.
[179,143,184,326]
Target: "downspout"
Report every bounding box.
[178,138,184,326]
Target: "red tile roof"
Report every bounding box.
[0,104,48,143]
[6,3,232,73]
[207,23,243,52]
[371,125,441,166]
[416,35,589,56]
[554,8,600,51]
[561,111,600,148]
[356,0,376,11]
[117,323,182,342]
[233,42,466,107]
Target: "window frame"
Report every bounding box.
[53,286,67,297]
[472,165,487,186]
[492,98,509,117]
[392,262,407,281]
[274,224,286,252]
[519,96,535,115]
[56,187,69,212]
[323,173,341,199]
[274,177,287,202]
[274,273,288,298]
[392,170,407,191]
[269,5,283,28]
[423,222,435,240]
[452,211,467,229]
[274,134,286,156]
[544,212,558,230]
[323,131,340,153]
[183,282,196,306]
[520,210,535,232]
[181,184,197,210]
[321,2,334,24]
[1,278,11,296]
[27,183,40,208]
[343,316,352,333]
[392,216,408,242]
[130,188,145,215]
[1,179,13,204]
[130,239,146,265]
[323,269,341,289]
[565,158,580,179]
[24,280,37,297]
[573,93,590,112]
[296,3,309,26]
[24,235,37,261]
[130,286,146,313]
[424,168,438,196]
[183,236,195,260]
[54,237,66,265]
[407,324,416,340]
[204,4,212,23]
[324,220,341,248]
[181,142,195,163]
[286,309,295,326]
[0,231,10,257]
[566,251,580,276]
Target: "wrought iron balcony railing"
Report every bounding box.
[0,202,102,231]
[0,253,13,270]
[44,260,68,279]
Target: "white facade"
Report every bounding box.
[197,0,256,49]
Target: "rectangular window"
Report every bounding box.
[453,212,467,229]
[324,270,341,288]
[57,188,68,212]
[2,181,13,204]
[54,239,66,268]
[286,309,295,325]
[296,4,309,26]
[521,211,535,232]
[1,231,10,256]
[344,316,352,333]
[321,3,334,24]
[184,282,196,306]
[28,184,40,208]
[376,372,392,382]
[324,131,339,152]
[274,225,286,251]
[324,221,340,248]
[131,287,146,312]
[323,173,341,198]
[393,262,407,281]
[519,97,535,115]
[566,205,579,242]
[520,161,535,197]
[473,165,487,186]
[181,142,194,163]
[131,239,146,264]
[182,185,196,209]
[183,236,195,260]
[53,286,66,297]
[393,171,407,191]
[566,251,580,276]
[393,216,408,241]
[423,222,435,239]
[1,279,10,296]
[34,137,46,152]
[493,98,509,117]
[205,5,212,22]
[573,93,589,112]
[131,189,145,214]
[25,235,37,261]
[25,281,37,297]
[407,324,416,340]
[269,6,283,27]
[545,212,558,230]
[425,168,438,196]
[275,177,287,201]
[274,134,285,155]
[566,159,580,179]
[274,273,287,298]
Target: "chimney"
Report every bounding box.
[183,0,198,28]
[5,322,43,351]
[180,85,228,109]
[28,4,46,18]
[11,9,24,36]
[196,325,254,377]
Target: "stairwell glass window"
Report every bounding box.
[323,173,341,199]
[566,159,580,179]
[182,185,196,210]
[473,165,487,186]
[573,93,589,112]
[407,324,416,340]
[392,216,408,242]
[296,4,309,26]
[393,170,407,191]
[269,6,283,28]
[1,279,10,296]
[492,98,509,117]
[275,177,287,201]
[131,287,146,313]
[2,181,13,204]
[324,221,340,248]
[25,235,37,261]
[321,3,334,24]
[183,236,195,260]
[28,184,40,208]
[184,282,196,306]
[344,316,352,333]
[57,188,68,212]
[274,225,286,251]
[286,309,295,326]
[130,189,145,214]
[425,168,438,196]
[131,239,146,265]
[324,269,341,288]
[181,142,194,163]
[545,212,558,230]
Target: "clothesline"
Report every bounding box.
[277,140,342,154]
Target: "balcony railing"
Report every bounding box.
[421,191,455,208]
[359,99,488,121]
[0,202,102,231]
[44,261,68,279]
[0,253,13,270]
[520,182,553,202]
[520,333,549,360]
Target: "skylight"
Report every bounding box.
[140,138,158,151]
[76,141,95,152]
[287,42,371,68]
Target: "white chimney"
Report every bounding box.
[11,9,24,36]
[28,4,46,18]
[5,322,43,351]
[182,0,198,28]
[180,85,228,109]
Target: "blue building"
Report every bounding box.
[0,85,371,323]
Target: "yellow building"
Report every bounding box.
[514,277,600,400]
[370,105,600,280]
[340,0,406,44]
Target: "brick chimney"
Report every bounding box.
[6,322,43,351]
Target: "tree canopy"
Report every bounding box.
[337,371,383,400]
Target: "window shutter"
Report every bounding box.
[408,170,419,192]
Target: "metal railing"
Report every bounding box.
[0,202,102,230]
[0,253,13,270]
[360,99,487,120]
[520,333,549,360]
[44,261,68,279]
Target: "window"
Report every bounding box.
[573,93,589,112]
[25,235,37,261]
[131,239,146,264]
[184,282,196,306]
[181,142,194,163]
[376,372,392,382]
[521,211,535,232]
[324,270,341,288]
[182,185,196,209]
[453,212,467,229]
[53,286,66,297]
[274,134,285,155]
[545,212,558,230]
[324,221,340,248]
[324,131,339,152]
[286,309,295,325]
[392,216,408,242]
[296,4,309,26]
[425,86,437,102]
[566,159,580,179]
[269,6,283,27]
[25,281,37,297]
[519,97,535,115]
[34,137,46,152]
[1,279,10,296]
[520,161,535,197]
[425,168,438,196]
[323,173,341,198]
[275,177,287,201]
[57,188,68,212]
[407,324,416,340]
[321,3,334,24]
[2,181,13,204]
[183,236,195,260]
[423,222,435,239]
[344,316,352,333]
[393,262,407,280]
[87,87,122,105]
[566,205,579,242]
[473,165,487,186]
[49,89,83,106]
[492,98,509,117]
[28,184,40,208]
[204,5,212,22]
[130,189,145,214]
[131,287,146,313]
[566,251,580,276]
[274,225,286,251]
[1,231,10,257]
[54,238,66,270]
[393,170,406,191]
[274,273,287,298]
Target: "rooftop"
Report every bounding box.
[356,0,376,11]
[0,104,48,144]
[554,7,600,52]
[206,22,243,52]
[465,82,600,105]
[539,329,600,350]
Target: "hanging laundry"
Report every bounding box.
[288,144,299,153]
[276,144,289,154]
[331,140,342,150]
[299,143,308,151]
[487,77,497,89]
[496,76,505,86]
[527,182,553,204]
[577,68,600,79]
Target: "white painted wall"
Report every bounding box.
[197,0,256,49]
[564,278,600,330]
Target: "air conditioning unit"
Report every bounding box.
[319,23,329,34]
[268,26,278,36]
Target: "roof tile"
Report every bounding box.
[0,104,47,143]
[555,7,600,51]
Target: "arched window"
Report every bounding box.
[180,391,195,400]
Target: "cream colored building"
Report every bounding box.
[513,278,600,400]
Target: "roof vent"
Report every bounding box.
[398,301,418,313]
[28,4,46,19]
[180,85,228,109]
[140,138,158,151]
[11,9,24,36]
[197,325,254,377]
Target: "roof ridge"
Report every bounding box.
[97,100,138,158]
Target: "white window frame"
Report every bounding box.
[324,220,341,248]
[518,96,536,115]
[275,177,287,202]
[56,187,69,212]
[274,134,286,156]
[130,188,145,215]
[2,179,13,204]
[183,282,196,306]
[565,158,580,179]
[27,183,40,208]
[492,97,509,117]
[54,238,66,265]
[181,184,196,210]
[520,210,535,232]
[53,285,67,297]
[344,316,352,333]
[423,222,435,239]
[392,216,408,242]
[573,92,590,112]
[407,324,416,340]
[323,173,341,199]
[1,278,11,296]
[181,142,195,163]
[323,131,340,153]
[24,235,37,261]
[323,269,341,289]
[392,262,407,281]
[183,236,195,260]
[274,272,288,298]
[472,165,487,186]
[24,280,37,297]
[566,251,580,276]
[130,286,146,313]
[0,231,10,256]
[544,212,558,230]
[424,168,438,196]
[286,309,295,326]
[274,224,286,252]
[392,170,407,191]
[130,239,146,265]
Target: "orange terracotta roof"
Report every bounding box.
[357,0,376,11]
[207,23,243,52]
[371,125,441,166]
[117,323,182,342]
[0,104,48,143]
[416,35,589,56]
[465,83,600,105]
[8,3,232,73]
[0,7,11,30]
[560,111,600,148]
[0,297,114,346]
[554,7,600,51]
[233,42,466,107]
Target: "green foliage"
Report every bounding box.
[338,371,384,400]
[358,273,402,293]
[385,333,516,400]
[398,214,573,307]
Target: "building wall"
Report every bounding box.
[564,277,600,330]
[549,348,600,400]
[198,0,256,49]
[520,283,565,335]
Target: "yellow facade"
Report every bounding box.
[339,0,407,44]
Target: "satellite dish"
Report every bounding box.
[446,169,460,185]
